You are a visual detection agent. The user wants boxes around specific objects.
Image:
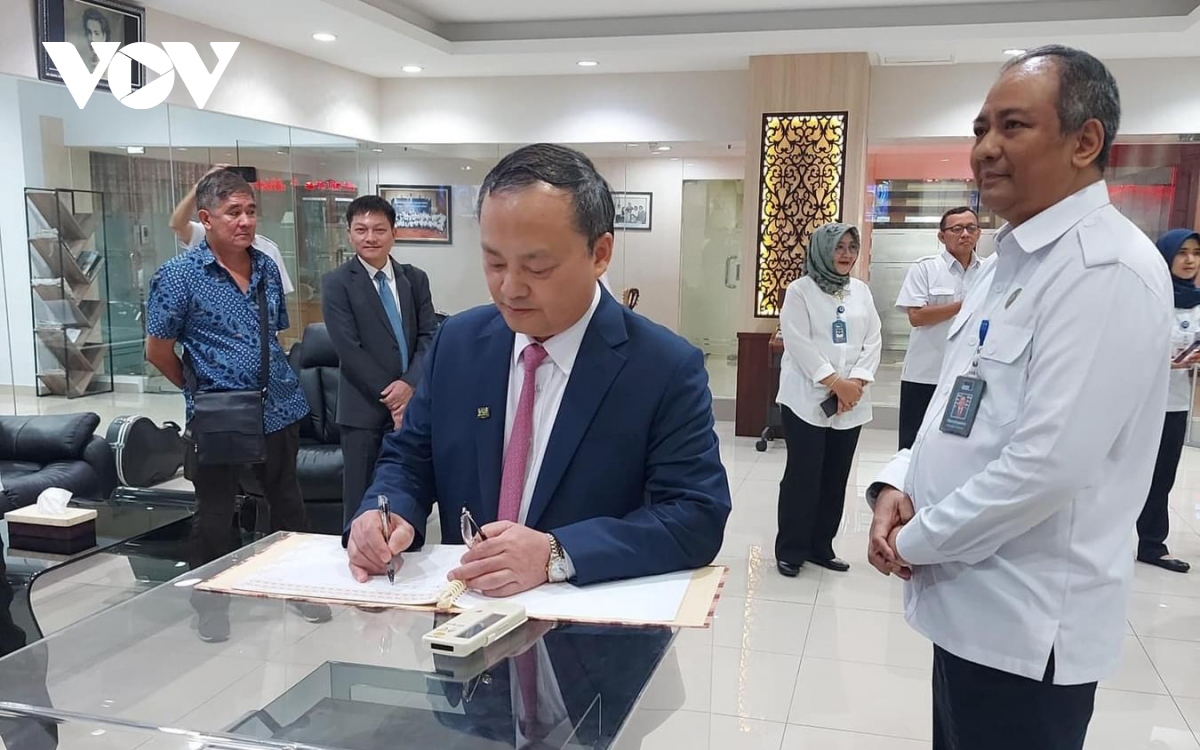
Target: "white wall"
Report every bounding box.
[0,76,34,388]
[379,72,748,145]
[870,57,1200,141]
[0,1,380,142]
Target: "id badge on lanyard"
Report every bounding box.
[832,305,848,344]
[940,319,988,437]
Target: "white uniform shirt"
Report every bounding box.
[1168,306,1200,413]
[185,221,295,294]
[776,275,882,430]
[505,282,603,576]
[896,250,989,384]
[869,181,1173,685]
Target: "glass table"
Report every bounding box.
[0,533,678,750]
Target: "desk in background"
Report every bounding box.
[735,331,785,440]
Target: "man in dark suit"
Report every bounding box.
[322,195,437,526]
[345,143,730,592]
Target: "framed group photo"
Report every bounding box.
[36,0,146,91]
[379,185,453,245]
[614,191,653,231]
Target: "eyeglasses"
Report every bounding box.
[834,245,860,257]
[943,224,981,236]
[461,507,486,548]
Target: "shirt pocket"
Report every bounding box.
[975,324,1034,427]
[929,286,956,305]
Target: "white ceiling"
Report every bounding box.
[142,0,1200,78]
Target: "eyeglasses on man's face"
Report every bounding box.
[943,224,981,236]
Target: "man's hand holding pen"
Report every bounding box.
[347,498,414,583]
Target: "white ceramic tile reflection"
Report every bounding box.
[781,725,931,749]
[788,657,931,742]
[616,709,787,750]
[716,555,822,606]
[35,583,147,635]
[803,607,932,672]
[1127,592,1200,642]
[176,662,315,733]
[814,565,907,615]
[1139,638,1200,699]
[1174,697,1200,738]
[1085,689,1200,750]
[1100,636,1168,695]
[711,596,814,656]
[709,647,802,722]
[638,647,711,714]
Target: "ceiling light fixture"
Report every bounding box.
[656,145,671,152]
[313,32,337,42]
[371,147,384,153]
[126,146,144,154]
[577,60,599,67]
[402,65,423,73]
[1003,48,1026,57]
[627,143,639,147]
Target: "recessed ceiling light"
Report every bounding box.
[656,145,671,152]
[276,150,287,155]
[670,157,680,161]
[577,60,599,67]
[371,147,384,153]
[462,165,472,171]
[1003,48,1026,56]
[627,143,639,147]
[313,32,337,42]
[402,65,423,73]
[126,146,144,154]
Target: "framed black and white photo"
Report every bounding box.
[614,192,653,231]
[379,185,453,245]
[36,0,145,91]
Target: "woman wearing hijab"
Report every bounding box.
[1138,229,1200,574]
[775,223,882,577]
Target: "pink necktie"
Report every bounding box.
[498,343,548,524]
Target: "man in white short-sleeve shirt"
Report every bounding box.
[894,206,988,450]
[169,165,294,294]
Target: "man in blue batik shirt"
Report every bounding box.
[146,169,312,582]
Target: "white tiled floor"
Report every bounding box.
[617,421,1200,750]
[15,403,1200,749]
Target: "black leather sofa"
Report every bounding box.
[288,323,345,533]
[0,413,118,516]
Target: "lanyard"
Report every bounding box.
[970,319,989,375]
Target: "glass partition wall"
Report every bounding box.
[2,73,751,413]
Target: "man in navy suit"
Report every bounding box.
[345,143,730,593]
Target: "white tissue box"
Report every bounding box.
[6,505,98,553]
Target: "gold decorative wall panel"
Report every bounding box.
[754,112,847,317]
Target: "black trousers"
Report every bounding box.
[933,646,1097,750]
[899,380,938,451]
[340,425,388,528]
[1138,410,1188,560]
[189,421,308,570]
[776,406,861,564]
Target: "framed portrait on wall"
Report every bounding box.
[379,185,453,245]
[36,0,146,91]
[614,191,653,231]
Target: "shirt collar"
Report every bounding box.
[196,239,265,270]
[512,282,603,377]
[994,180,1111,255]
[940,248,980,273]
[359,255,394,281]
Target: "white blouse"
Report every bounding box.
[1168,306,1200,413]
[776,275,882,430]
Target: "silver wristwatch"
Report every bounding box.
[546,534,569,583]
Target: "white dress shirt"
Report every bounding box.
[506,282,603,575]
[869,181,1173,685]
[359,255,402,314]
[185,221,295,294]
[1168,306,1200,413]
[776,275,882,430]
[896,250,989,384]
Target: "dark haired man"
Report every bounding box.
[867,46,1172,749]
[147,169,327,640]
[894,206,988,450]
[321,195,437,527]
[345,143,730,593]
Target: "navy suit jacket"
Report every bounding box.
[351,288,731,585]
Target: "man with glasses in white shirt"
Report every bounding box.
[895,207,988,449]
[867,45,1172,749]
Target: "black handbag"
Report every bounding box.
[185,283,270,466]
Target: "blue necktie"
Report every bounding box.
[375,270,410,373]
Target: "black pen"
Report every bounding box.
[377,494,395,584]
